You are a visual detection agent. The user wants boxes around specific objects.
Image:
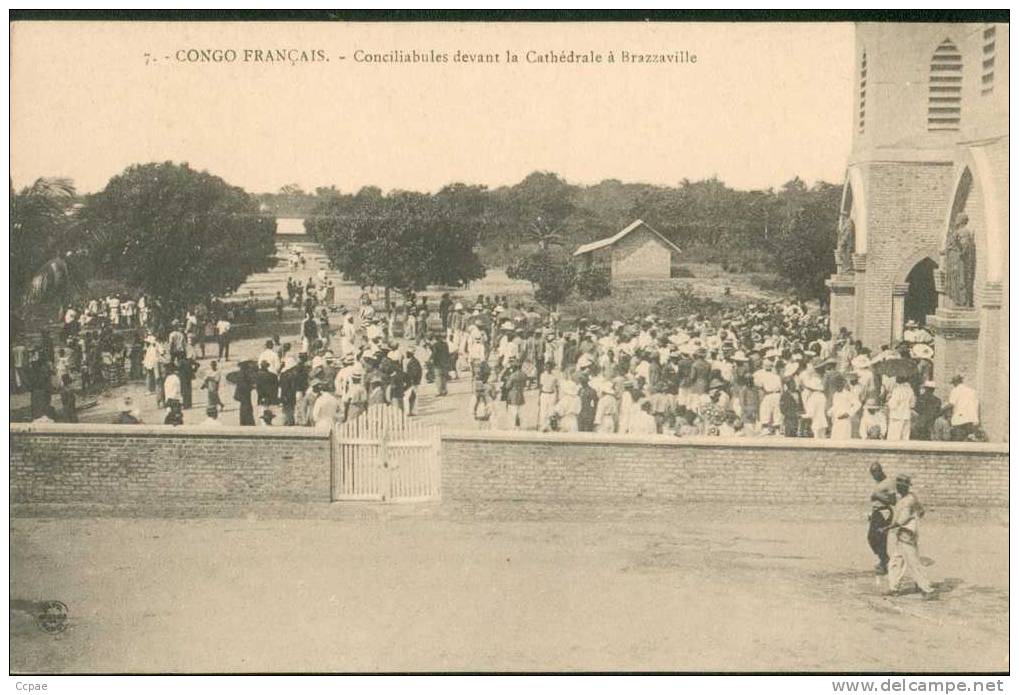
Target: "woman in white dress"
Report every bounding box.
[828,376,862,440]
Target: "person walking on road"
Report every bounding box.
[867,463,896,576]
[886,473,935,599]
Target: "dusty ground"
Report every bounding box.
[10,503,1008,673]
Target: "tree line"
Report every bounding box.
[281,171,842,304]
[11,164,842,329]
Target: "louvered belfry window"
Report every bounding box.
[858,51,867,133]
[981,25,996,95]
[928,39,962,131]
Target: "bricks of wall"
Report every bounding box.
[859,160,953,349]
[441,431,1008,507]
[10,423,331,504]
[11,425,1008,508]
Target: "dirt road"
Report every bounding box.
[10,503,1008,673]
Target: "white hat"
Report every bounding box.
[910,343,934,360]
[731,350,749,362]
[454,302,464,311]
[500,320,515,330]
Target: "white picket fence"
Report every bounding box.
[331,404,441,502]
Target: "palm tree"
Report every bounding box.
[10,177,84,306]
[528,215,565,251]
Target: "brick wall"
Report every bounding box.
[441,431,1008,507]
[10,425,1007,508]
[859,160,953,348]
[10,423,331,504]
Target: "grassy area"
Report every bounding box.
[493,261,795,326]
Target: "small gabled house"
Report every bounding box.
[573,219,680,282]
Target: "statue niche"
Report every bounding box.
[835,213,855,274]
[943,212,976,308]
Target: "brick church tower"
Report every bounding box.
[827,22,1008,441]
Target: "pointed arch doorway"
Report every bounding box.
[905,258,938,326]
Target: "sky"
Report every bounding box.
[11,21,856,195]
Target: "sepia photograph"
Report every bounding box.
[7,10,1010,679]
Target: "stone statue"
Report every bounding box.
[836,213,855,273]
[944,213,976,308]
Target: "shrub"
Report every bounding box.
[574,266,611,301]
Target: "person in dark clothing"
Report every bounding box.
[27,351,52,420]
[388,367,407,411]
[779,379,803,437]
[439,293,452,331]
[164,400,184,426]
[404,349,423,415]
[234,362,257,426]
[274,291,285,320]
[690,349,712,396]
[578,376,598,432]
[278,358,300,426]
[59,373,77,423]
[912,381,942,441]
[868,463,897,576]
[178,343,197,409]
[255,361,279,416]
[430,336,451,396]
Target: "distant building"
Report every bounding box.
[573,219,680,282]
[275,217,308,240]
[827,22,1008,441]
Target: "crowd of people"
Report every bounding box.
[15,282,986,444]
[11,289,263,423]
[444,298,984,442]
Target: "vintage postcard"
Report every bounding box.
[8,11,1009,679]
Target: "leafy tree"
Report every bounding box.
[80,162,276,313]
[508,171,576,249]
[307,186,486,306]
[506,250,576,310]
[768,181,841,303]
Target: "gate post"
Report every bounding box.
[380,429,391,502]
[329,423,339,502]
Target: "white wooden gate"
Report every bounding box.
[331,404,441,502]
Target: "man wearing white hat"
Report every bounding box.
[801,373,828,439]
[852,354,879,405]
[947,374,980,440]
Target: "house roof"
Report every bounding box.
[275,217,307,235]
[573,219,681,257]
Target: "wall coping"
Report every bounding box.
[440,428,1009,455]
[10,422,1008,455]
[9,422,330,441]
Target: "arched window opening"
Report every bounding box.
[928,39,962,131]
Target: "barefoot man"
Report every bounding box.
[886,473,935,599]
